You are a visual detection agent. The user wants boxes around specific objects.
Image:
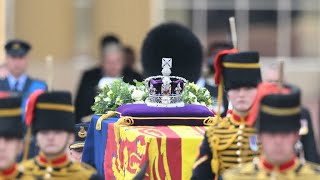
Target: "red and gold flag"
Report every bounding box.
[104,124,208,179]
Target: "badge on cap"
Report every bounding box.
[249,135,259,152]
[13,43,21,50]
[78,126,87,138]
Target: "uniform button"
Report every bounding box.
[44,173,51,179]
[237,136,243,140]
[46,166,53,173]
[236,150,241,155]
[239,125,245,129]
[237,130,243,135]
[253,157,259,164]
[237,142,242,146]
[237,158,242,162]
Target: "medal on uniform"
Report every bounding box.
[249,135,258,152]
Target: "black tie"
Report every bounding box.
[14,80,19,91]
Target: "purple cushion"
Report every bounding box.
[116,104,214,126]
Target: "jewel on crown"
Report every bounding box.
[144,58,187,107]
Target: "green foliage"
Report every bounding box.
[91,80,214,114]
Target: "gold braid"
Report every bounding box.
[207,117,237,179]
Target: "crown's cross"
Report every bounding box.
[162,58,172,77]
[162,58,172,69]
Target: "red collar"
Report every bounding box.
[228,110,250,125]
[37,152,69,167]
[0,164,17,177]
[260,157,297,172]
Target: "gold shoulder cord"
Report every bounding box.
[207,117,238,179]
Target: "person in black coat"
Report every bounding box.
[75,35,142,122]
[204,42,234,116]
[123,46,143,83]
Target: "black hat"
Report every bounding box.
[69,123,89,150]
[141,22,203,83]
[214,50,261,91]
[256,84,301,133]
[100,34,121,49]
[0,97,23,138]
[26,91,75,134]
[5,39,31,58]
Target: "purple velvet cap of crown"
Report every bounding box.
[149,79,184,94]
[116,104,214,126]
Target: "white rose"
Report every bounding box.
[129,85,136,92]
[107,91,113,96]
[204,90,210,97]
[94,97,101,103]
[115,97,123,105]
[137,85,146,91]
[103,97,111,103]
[188,92,196,98]
[132,90,145,101]
[188,92,197,103]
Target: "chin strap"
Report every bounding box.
[294,140,305,165]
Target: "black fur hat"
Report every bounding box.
[26,91,75,134]
[222,51,261,90]
[141,22,203,82]
[256,84,301,133]
[0,97,23,138]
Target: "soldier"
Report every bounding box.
[1,39,48,161]
[0,39,47,113]
[22,91,102,179]
[0,96,34,179]
[263,62,319,163]
[69,123,89,162]
[223,83,320,179]
[191,49,262,179]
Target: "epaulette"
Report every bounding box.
[207,116,229,130]
[20,159,37,172]
[14,163,39,180]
